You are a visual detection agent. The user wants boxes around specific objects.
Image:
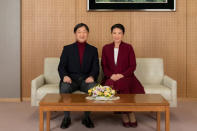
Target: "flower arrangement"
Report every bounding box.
[88,84,116,98]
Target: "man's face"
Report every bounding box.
[75,26,89,43]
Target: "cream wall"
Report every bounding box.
[0,0,21,98]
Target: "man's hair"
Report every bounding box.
[74,23,89,33]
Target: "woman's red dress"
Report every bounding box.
[101,41,145,94]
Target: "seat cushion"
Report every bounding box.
[36,84,86,100]
[36,84,60,100]
[143,84,172,101]
[73,90,86,94]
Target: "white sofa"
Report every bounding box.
[31,57,177,107]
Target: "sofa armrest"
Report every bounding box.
[162,75,177,107]
[31,74,45,106]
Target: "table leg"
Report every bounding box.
[46,111,51,131]
[165,107,170,131]
[39,108,44,131]
[157,112,161,131]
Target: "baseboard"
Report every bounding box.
[178,97,197,102]
[22,97,30,101]
[0,98,21,102]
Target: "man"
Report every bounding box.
[58,23,99,129]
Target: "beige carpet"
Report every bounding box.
[0,100,197,131]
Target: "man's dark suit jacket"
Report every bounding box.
[58,42,99,83]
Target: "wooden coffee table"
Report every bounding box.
[39,94,170,131]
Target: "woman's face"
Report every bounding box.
[75,26,89,43]
[112,28,124,44]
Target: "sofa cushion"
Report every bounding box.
[36,84,59,100]
[143,84,172,101]
[36,84,86,100]
[44,58,60,84]
[135,58,164,84]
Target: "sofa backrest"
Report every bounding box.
[134,58,164,84]
[44,57,164,85]
[44,57,60,84]
[98,58,104,83]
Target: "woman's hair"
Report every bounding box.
[74,23,89,33]
[111,24,125,34]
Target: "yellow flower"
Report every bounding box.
[88,89,92,95]
[88,89,92,92]
[98,91,102,96]
[111,90,116,95]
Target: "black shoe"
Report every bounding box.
[60,117,71,129]
[82,116,95,128]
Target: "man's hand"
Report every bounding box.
[85,76,94,83]
[110,74,124,81]
[63,76,72,84]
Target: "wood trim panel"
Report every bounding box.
[21,0,197,98]
[0,98,21,102]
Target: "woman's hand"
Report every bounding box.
[63,76,72,84]
[110,74,118,81]
[110,74,124,81]
[117,74,124,79]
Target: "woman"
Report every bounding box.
[101,24,145,128]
